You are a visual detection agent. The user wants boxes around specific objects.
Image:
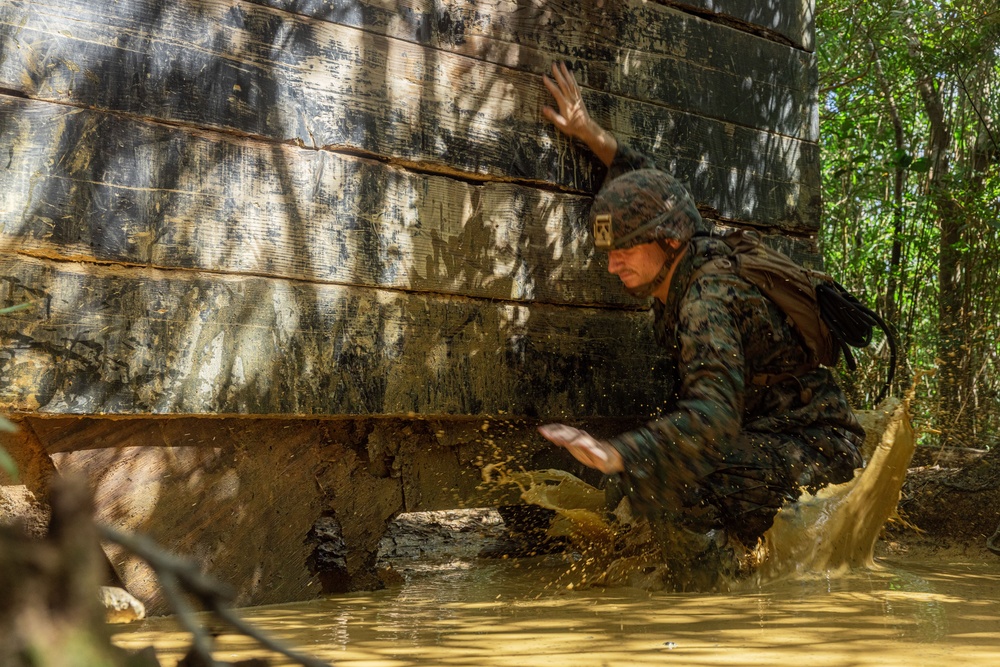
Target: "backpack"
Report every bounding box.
[691,230,897,404]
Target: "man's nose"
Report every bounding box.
[607,252,621,273]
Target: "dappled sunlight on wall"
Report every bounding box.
[0,0,821,421]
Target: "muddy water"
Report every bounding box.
[113,555,1000,666]
[114,399,989,665]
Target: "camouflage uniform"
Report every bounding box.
[600,143,865,547]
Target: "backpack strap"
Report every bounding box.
[816,281,898,404]
[691,231,898,404]
[687,257,820,389]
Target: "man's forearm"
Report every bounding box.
[579,120,618,167]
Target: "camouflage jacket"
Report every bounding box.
[602,142,865,514]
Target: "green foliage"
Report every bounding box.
[817,0,1000,446]
[0,303,28,479]
[0,303,31,315]
[0,416,18,481]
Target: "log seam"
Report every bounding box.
[652,1,803,50]
[9,248,649,313]
[0,89,595,196]
[238,0,814,135]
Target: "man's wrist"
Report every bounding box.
[579,119,603,145]
[585,123,617,167]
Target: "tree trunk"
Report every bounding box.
[914,70,972,446]
[869,38,905,330]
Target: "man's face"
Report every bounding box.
[606,241,671,289]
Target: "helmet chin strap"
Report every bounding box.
[624,240,684,298]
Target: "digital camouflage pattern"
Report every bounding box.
[591,163,707,249]
[600,143,865,546]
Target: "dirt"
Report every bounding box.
[881,446,1000,560]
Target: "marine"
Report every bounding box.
[536,63,865,565]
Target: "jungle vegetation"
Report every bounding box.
[816,0,1000,449]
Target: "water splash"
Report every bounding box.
[492,398,916,589]
[761,398,915,578]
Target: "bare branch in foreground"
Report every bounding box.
[99,525,332,667]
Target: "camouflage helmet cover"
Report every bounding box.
[590,169,706,250]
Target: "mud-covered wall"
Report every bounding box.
[0,0,821,612]
[1,413,627,613]
[0,0,820,416]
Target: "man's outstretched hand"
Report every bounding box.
[541,62,617,167]
[538,423,624,474]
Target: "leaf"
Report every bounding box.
[908,157,932,173]
[0,446,17,482]
[0,302,32,315]
[0,417,18,481]
[888,150,913,169]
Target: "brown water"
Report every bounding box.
[113,555,1000,666]
[114,399,991,666]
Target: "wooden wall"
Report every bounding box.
[0,0,819,418]
[0,0,820,610]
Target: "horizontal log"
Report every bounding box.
[0,96,818,307]
[0,0,819,228]
[604,95,819,231]
[242,0,818,141]
[0,95,631,307]
[0,255,673,417]
[671,0,814,51]
[25,413,637,609]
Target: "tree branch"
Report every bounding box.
[99,526,332,667]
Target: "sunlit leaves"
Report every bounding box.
[818,0,1000,445]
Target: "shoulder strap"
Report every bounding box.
[690,231,897,404]
[689,232,838,369]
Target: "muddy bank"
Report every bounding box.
[880,446,1000,560]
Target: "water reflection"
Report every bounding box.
[113,557,1000,666]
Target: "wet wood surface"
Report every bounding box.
[674,0,815,50]
[0,95,620,307]
[0,0,820,419]
[0,0,819,227]
[0,254,671,417]
[242,0,818,138]
[0,94,819,309]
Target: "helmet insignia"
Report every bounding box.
[594,214,613,249]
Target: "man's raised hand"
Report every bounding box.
[541,62,617,166]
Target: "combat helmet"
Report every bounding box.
[590,168,706,250]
